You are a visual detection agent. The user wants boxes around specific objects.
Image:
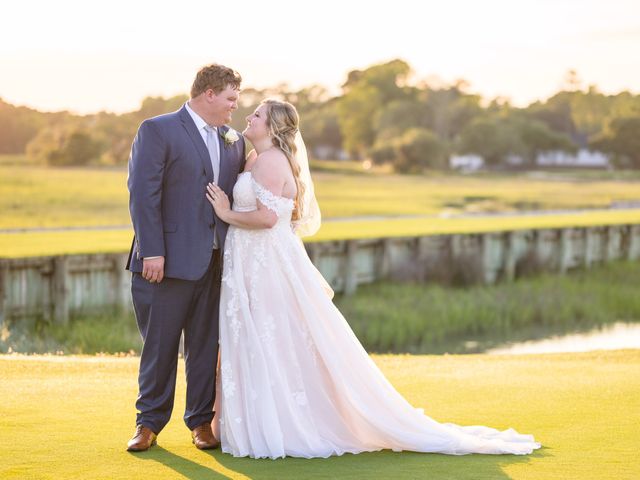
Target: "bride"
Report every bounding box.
[205,99,541,459]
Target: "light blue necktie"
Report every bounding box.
[204,125,220,249]
[204,125,220,183]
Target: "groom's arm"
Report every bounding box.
[128,120,166,260]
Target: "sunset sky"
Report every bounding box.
[2,0,639,114]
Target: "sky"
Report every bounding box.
[1,0,639,114]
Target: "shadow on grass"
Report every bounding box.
[133,445,551,480]
[131,446,232,479]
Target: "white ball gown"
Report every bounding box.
[213,171,541,459]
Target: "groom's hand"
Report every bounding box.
[142,256,165,283]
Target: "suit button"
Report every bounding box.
[209,223,214,229]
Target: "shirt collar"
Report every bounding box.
[185,101,213,132]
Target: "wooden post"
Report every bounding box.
[344,240,359,295]
[479,233,494,284]
[503,231,516,282]
[584,227,594,269]
[558,229,572,274]
[531,229,542,269]
[628,225,640,261]
[378,238,393,280]
[602,226,611,262]
[0,260,8,326]
[52,256,70,325]
[111,253,130,314]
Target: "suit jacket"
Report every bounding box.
[126,104,246,280]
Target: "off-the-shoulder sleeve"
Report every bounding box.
[250,177,294,217]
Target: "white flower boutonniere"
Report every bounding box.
[221,128,240,146]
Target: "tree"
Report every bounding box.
[374,100,424,139]
[458,117,518,166]
[527,95,578,141]
[338,59,413,157]
[420,83,483,141]
[394,128,447,173]
[591,116,640,168]
[369,137,399,165]
[301,100,343,158]
[514,117,576,164]
[337,84,381,157]
[136,95,188,121]
[458,114,576,167]
[0,99,50,154]
[27,125,103,166]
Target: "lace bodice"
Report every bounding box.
[232,172,294,227]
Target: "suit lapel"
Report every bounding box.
[179,105,213,180]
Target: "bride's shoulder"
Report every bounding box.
[257,147,287,163]
[253,150,288,191]
[255,148,289,172]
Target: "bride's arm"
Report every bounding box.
[207,184,278,229]
[206,152,285,229]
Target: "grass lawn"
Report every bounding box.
[0,351,638,479]
[2,208,640,258]
[2,162,640,230]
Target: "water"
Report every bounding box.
[486,322,640,355]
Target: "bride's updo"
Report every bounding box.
[262,99,305,221]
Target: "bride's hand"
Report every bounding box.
[206,183,231,219]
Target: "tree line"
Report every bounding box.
[1,59,639,171]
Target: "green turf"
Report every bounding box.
[3,162,640,230]
[2,209,640,258]
[0,351,638,479]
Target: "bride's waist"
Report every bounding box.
[229,221,293,235]
[231,207,292,225]
[233,206,257,212]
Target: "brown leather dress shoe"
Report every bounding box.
[191,422,219,450]
[127,425,157,452]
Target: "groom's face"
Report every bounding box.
[207,85,239,126]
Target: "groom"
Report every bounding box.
[125,64,245,451]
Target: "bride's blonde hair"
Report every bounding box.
[262,99,305,221]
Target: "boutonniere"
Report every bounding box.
[220,128,240,146]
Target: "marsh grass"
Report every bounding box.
[1,312,141,355]
[335,261,640,353]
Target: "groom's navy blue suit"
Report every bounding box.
[126,104,245,433]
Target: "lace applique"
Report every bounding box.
[258,315,276,355]
[222,251,242,346]
[292,391,308,406]
[248,237,267,309]
[299,322,318,366]
[250,176,294,218]
[221,361,236,398]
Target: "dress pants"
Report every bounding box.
[131,250,222,433]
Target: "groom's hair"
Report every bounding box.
[191,64,242,98]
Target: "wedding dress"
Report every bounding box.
[215,171,541,459]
